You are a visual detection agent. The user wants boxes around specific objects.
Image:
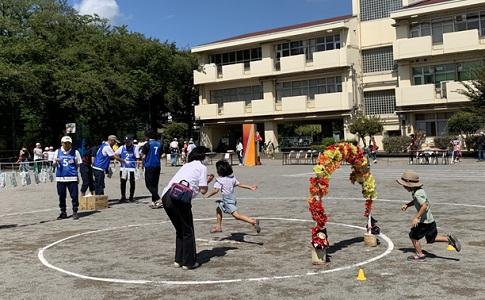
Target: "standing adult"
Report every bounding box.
[408,134,418,165]
[142,129,165,208]
[115,135,140,203]
[236,139,244,166]
[161,146,214,270]
[33,142,43,173]
[53,136,82,220]
[18,146,30,172]
[80,144,98,197]
[170,138,179,166]
[47,146,55,168]
[92,135,125,195]
[477,131,485,162]
[369,136,378,164]
[187,139,196,155]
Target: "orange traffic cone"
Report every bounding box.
[357,268,367,281]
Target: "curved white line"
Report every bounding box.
[38,218,394,285]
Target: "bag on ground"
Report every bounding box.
[10,171,17,188]
[169,180,193,203]
[0,173,6,188]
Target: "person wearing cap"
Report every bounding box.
[398,170,461,261]
[142,129,165,208]
[169,138,179,166]
[115,135,140,203]
[47,146,55,168]
[18,146,31,172]
[187,139,196,155]
[92,135,126,195]
[33,142,43,173]
[53,136,82,220]
[477,131,485,162]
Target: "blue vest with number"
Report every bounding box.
[56,148,78,180]
[93,143,111,171]
[145,140,161,168]
[120,145,137,170]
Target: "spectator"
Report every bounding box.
[236,139,243,166]
[47,146,55,168]
[452,140,462,163]
[477,131,484,162]
[187,139,196,155]
[408,134,418,165]
[33,142,43,173]
[92,135,126,195]
[369,137,378,164]
[170,138,179,166]
[18,146,30,172]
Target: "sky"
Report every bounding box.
[67,0,353,50]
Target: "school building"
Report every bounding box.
[191,0,485,150]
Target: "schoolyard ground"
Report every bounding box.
[1,156,484,300]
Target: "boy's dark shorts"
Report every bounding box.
[409,221,438,243]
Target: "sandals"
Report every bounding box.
[210,226,222,233]
[149,200,163,209]
[407,253,426,262]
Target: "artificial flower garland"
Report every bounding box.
[309,142,377,249]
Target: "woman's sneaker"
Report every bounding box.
[448,235,461,252]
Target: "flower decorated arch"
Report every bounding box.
[308,142,376,249]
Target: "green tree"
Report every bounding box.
[447,111,481,150]
[347,114,383,146]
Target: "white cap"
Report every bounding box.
[61,136,72,143]
[44,147,49,150]
[36,142,41,146]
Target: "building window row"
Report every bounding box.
[274,34,341,69]
[210,48,262,69]
[210,85,263,107]
[410,11,485,43]
[364,90,396,115]
[415,112,456,136]
[360,0,402,22]
[413,61,480,88]
[362,46,394,73]
[276,77,342,101]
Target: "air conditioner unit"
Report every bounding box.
[440,81,447,98]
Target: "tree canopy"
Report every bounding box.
[347,114,383,146]
[0,0,199,152]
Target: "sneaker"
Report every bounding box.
[407,253,426,262]
[253,219,261,234]
[173,262,182,268]
[72,212,79,220]
[119,197,128,203]
[373,160,377,164]
[448,235,461,252]
[57,212,67,220]
[129,196,136,202]
[182,262,200,270]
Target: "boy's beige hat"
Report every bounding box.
[396,170,423,187]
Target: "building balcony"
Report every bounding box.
[443,29,480,54]
[393,36,432,60]
[394,30,483,61]
[193,64,218,85]
[313,48,353,69]
[195,103,218,119]
[314,92,352,111]
[395,81,470,107]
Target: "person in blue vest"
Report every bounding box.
[53,136,82,220]
[92,135,126,195]
[115,135,140,203]
[142,129,166,208]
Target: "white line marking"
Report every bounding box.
[38,218,394,285]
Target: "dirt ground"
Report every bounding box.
[1,156,484,300]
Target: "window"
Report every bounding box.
[274,34,341,68]
[410,11,485,42]
[415,112,456,136]
[364,90,396,115]
[210,85,262,107]
[362,47,394,73]
[276,76,342,101]
[413,63,464,88]
[210,47,262,69]
[360,0,402,22]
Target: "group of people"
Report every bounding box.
[17,143,56,172]
[169,138,196,167]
